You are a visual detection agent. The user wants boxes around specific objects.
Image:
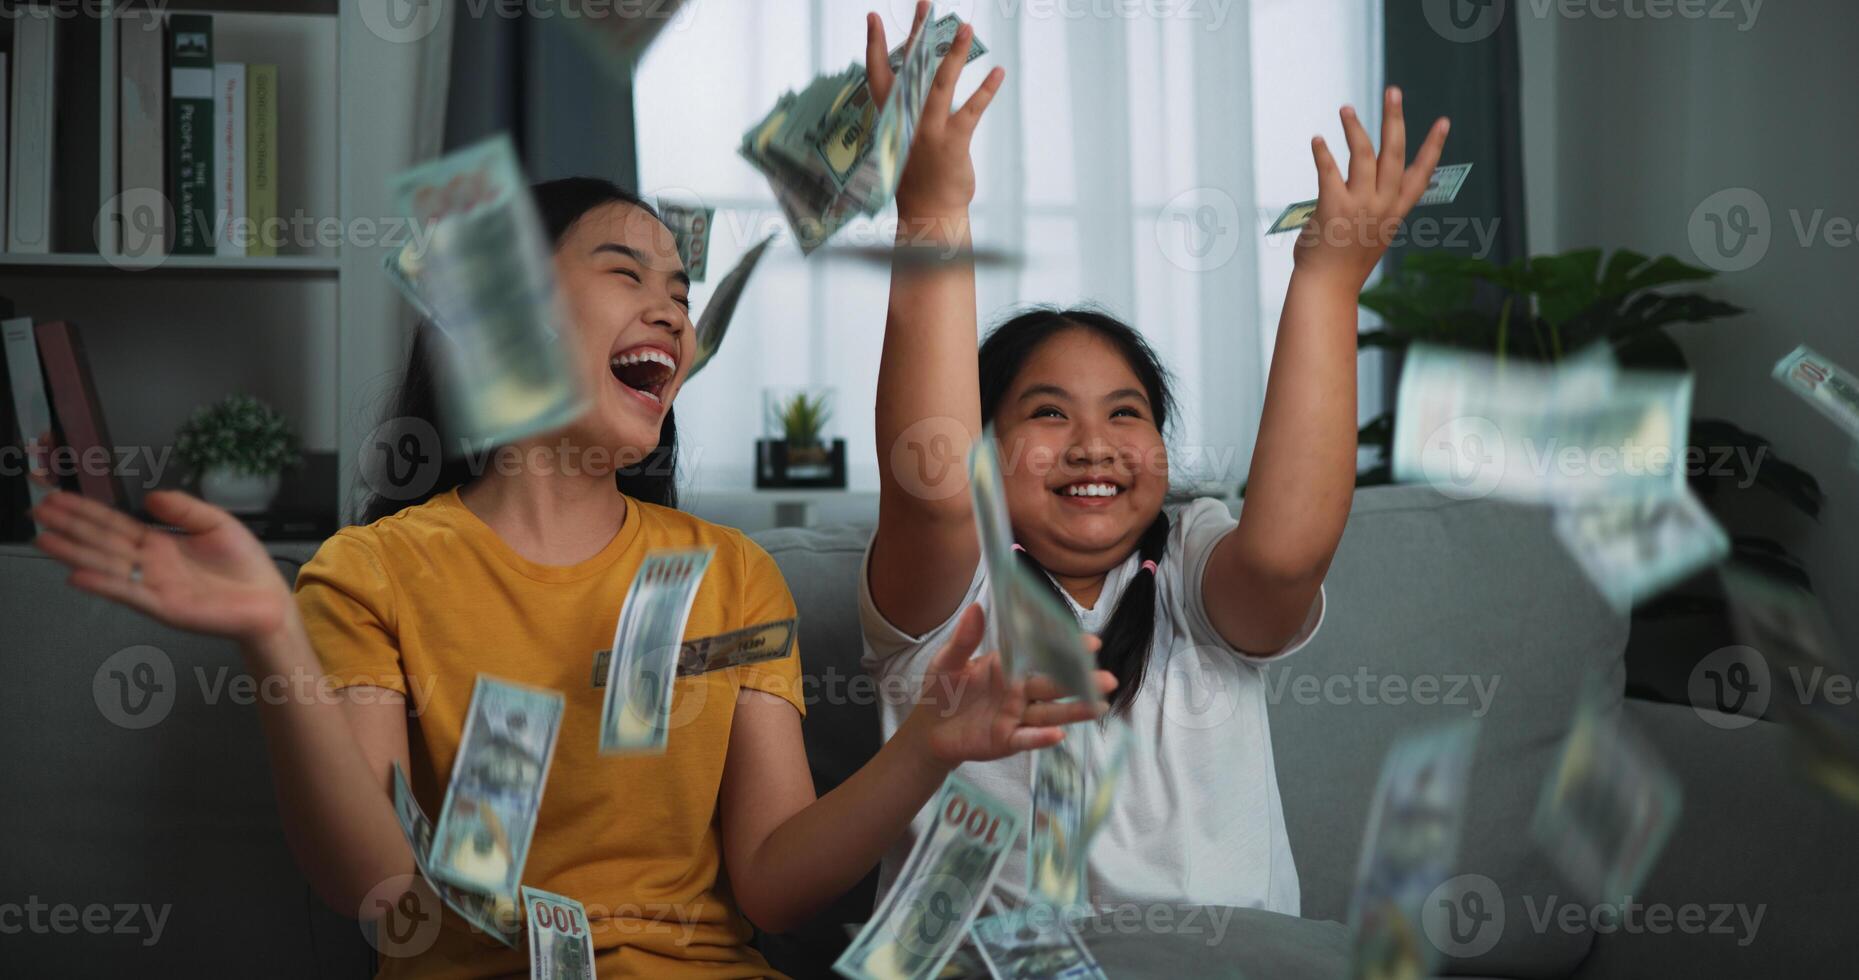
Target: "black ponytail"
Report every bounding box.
[980,305,1178,715]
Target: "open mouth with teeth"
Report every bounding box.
[1056,480,1126,502]
[609,346,678,407]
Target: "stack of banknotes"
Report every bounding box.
[740,11,987,253]
[1393,343,1727,612]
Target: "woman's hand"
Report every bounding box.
[29,489,294,647]
[902,604,1116,769]
[1295,86,1450,287]
[866,2,1005,219]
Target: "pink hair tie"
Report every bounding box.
[1011,543,1026,553]
[1141,559,1158,575]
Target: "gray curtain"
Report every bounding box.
[443,13,639,188]
[1385,0,1530,268]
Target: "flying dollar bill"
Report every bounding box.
[968,429,1024,675]
[429,677,565,901]
[970,910,1107,980]
[1720,566,1859,808]
[1553,489,1730,613]
[1027,720,1133,910]
[1532,680,1682,907]
[590,617,798,686]
[557,0,689,75]
[688,234,776,379]
[389,761,522,948]
[741,10,987,253]
[1268,162,1474,235]
[522,886,597,980]
[658,200,714,282]
[1772,345,1859,443]
[599,548,715,754]
[388,135,589,452]
[1347,720,1480,980]
[1393,344,1692,503]
[836,776,1023,980]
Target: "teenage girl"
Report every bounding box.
[26,33,1111,979]
[862,5,1451,914]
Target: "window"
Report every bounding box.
[635,0,1384,491]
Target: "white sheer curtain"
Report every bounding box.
[634,0,1383,492]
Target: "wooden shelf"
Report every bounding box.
[0,253,341,277]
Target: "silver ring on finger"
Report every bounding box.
[128,561,143,585]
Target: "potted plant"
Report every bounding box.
[755,387,846,489]
[1349,247,1825,703]
[175,394,301,514]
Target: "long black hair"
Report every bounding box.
[978,307,1176,714]
[358,177,679,525]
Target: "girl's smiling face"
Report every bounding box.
[992,328,1169,580]
[551,201,695,465]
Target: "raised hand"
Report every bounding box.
[866,2,1005,218]
[29,489,294,646]
[1297,85,1450,286]
[908,604,1115,768]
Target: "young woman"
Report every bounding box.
[25,33,1109,979]
[862,11,1451,914]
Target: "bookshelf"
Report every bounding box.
[0,0,425,536]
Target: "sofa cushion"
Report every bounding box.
[1262,484,1627,978]
[0,549,372,978]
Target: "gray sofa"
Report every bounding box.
[3,484,1851,978]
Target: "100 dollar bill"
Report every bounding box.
[1553,489,1729,613]
[599,549,715,754]
[1773,344,1859,442]
[1393,344,1692,503]
[836,776,1023,980]
[1027,720,1132,910]
[591,617,797,686]
[429,677,564,901]
[522,886,597,980]
[389,762,522,948]
[1268,162,1474,234]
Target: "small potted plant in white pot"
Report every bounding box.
[175,394,301,514]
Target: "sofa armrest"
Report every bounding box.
[1571,700,1855,979]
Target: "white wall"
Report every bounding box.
[1519,3,1858,649]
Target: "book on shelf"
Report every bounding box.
[53,11,103,253]
[119,8,169,260]
[168,13,215,256]
[7,11,57,254]
[33,321,128,509]
[1,313,54,537]
[246,64,277,257]
[213,62,246,257]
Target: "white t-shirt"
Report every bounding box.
[859,497,1325,915]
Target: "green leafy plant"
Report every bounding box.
[1355,247,1822,604]
[175,394,301,477]
[769,391,833,449]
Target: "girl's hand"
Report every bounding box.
[29,489,294,647]
[866,3,1005,219]
[904,604,1116,769]
[1295,86,1450,287]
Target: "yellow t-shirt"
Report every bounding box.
[293,487,804,979]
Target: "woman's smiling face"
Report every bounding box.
[551,200,695,465]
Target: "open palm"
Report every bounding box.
[914,604,1115,767]
[30,489,293,645]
